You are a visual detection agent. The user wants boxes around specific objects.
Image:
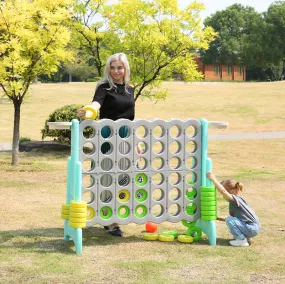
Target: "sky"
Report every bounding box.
[179,0,276,20]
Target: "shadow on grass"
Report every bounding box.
[0,226,146,255]
[0,226,231,255]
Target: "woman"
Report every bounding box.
[78,53,135,237]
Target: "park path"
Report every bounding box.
[0,132,285,152]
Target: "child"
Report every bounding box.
[206,172,260,247]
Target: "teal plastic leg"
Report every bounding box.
[64,220,83,254]
[196,219,216,245]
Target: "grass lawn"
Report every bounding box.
[0,82,285,283]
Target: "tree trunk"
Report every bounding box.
[12,101,21,166]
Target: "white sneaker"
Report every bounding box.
[229,238,249,247]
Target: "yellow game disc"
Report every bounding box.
[118,190,130,203]
[62,204,70,210]
[143,233,159,241]
[178,235,194,243]
[61,214,69,220]
[69,217,87,223]
[70,207,86,213]
[69,212,86,218]
[86,207,95,220]
[69,221,86,229]
[83,105,97,120]
[158,234,175,242]
[70,200,87,208]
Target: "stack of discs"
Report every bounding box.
[200,186,217,221]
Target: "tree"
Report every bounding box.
[0,0,73,165]
[71,0,116,77]
[201,4,262,66]
[263,1,285,64]
[108,0,217,100]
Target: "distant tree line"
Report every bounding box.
[200,1,285,81]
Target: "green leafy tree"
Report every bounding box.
[71,0,116,77]
[201,4,262,66]
[263,1,285,64]
[0,0,73,165]
[108,0,217,101]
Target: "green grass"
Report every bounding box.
[0,82,285,283]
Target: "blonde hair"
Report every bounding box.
[221,179,244,192]
[97,53,130,92]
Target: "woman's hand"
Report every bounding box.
[77,108,86,118]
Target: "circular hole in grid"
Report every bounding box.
[83,142,95,155]
[100,190,112,203]
[186,157,197,169]
[185,202,197,216]
[153,125,164,139]
[152,157,164,170]
[169,188,181,201]
[101,125,113,138]
[117,190,130,203]
[118,206,130,219]
[151,204,164,217]
[135,205,148,218]
[100,158,113,171]
[169,204,181,216]
[82,175,95,188]
[137,141,147,154]
[186,140,196,153]
[118,173,131,187]
[185,172,197,184]
[118,157,131,171]
[82,158,95,172]
[152,188,164,201]
[83,126,96,139]
[100,174,113,187]
[169,141,181,154]
[186,125,196,138]
[152,141,164,154]
[169,125,182,138]
[118,141,131,155]
[135,157,147,170]
[86,207,95,220]
[136,125,148,139]
[169,157,181,170]
[101,142,113,155]
[152,173,164,186]
[118,125,130,138]
[169,172,181,185]
[186,187,197,200]
[82,191,95,204]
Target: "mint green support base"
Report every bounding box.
[195,219,216,245]
[199,118,217,245]
[64,220,82,254]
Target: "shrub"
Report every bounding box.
[19,137,31,143]
[41,104,95,144]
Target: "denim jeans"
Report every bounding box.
[225,216,260,240]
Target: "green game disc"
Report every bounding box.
[135,173,148,187]
[135,189,148,202]
[135,205,147,218]
[117,206,130,219]
[100,206,113,219]
[161,231,178,238]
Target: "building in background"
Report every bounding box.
[195,57,246,81]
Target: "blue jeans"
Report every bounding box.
[225,216,260,240]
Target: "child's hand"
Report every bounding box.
[206,172,215,181]
[137,142,143,154]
